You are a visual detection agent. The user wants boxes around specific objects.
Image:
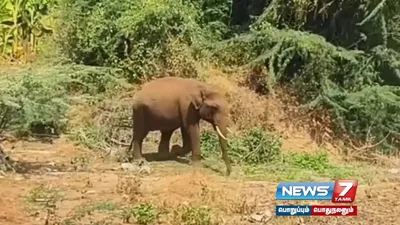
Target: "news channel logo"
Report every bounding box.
[275,180,358,217]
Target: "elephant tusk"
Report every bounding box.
[227,127,233,134]
[215,126,228,140]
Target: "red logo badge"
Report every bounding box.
[332,179,358,203]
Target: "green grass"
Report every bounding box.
[200,128,376,183]
[173,204,213,225]
[204,151,373,183]
[25,184,63,204]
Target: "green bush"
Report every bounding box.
[242,150,365,182]
[231,127,282,164]
[0,71,70,135]
[0,65,129,138]
[69,125,108,150]
[24,0,400,158]
[285,151,332,173]
[200,130,220,159]
[131,203,159,225]
[213,21,400,153]
[201,128,363,180]
[201,127,281,165]
[204,0,400,154]
[175,204,212,225]
[55,0,222,82]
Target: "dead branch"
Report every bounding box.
[348,132,391,152]
[108,137,131,146]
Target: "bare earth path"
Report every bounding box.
[0,138,399,225]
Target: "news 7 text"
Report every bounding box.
[275,179,358,203]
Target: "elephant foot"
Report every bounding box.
[171,144,187,157]
[157,146,170,155]
[132,157,147,165]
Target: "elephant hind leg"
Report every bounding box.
[131,111,148,161]
[158,130,174,155]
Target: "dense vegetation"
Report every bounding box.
[1,0,400,159]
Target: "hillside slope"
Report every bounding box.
[0,72,399,225]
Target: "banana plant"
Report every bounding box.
[0,0,54,60]
[0,0,28,56]
[23,0,54,53]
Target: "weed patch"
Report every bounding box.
[201,127,281,165]
[60,201,121,225]
[201,127,369,181]
[0,72,70,136]
[26,184,62,204]
[173,204,214,225]
[25,184,63,213]
[241,151,368,182]
[91,202,119,212]
[130,203,159,225]
[116,175,142,202]
[286,151,332,173]
[70,155,91,171]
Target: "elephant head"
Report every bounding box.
[192,84,232,176]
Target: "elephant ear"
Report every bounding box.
[191,89,205,110]
[191,84,219,112]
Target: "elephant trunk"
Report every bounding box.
[214,123,232,176]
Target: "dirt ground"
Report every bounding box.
[0,136,399,225]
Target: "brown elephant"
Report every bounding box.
[129,76,232,176]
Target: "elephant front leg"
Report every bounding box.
[178,127,191,157]
[187,124,202,166]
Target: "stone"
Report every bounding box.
[121,163,140,172]
[388,168,399,174]
[248,209,273,223]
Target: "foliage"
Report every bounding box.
[0,0,55,59]
[55,0,219,82]
[191,0,233,39]
[25,184,62,211]
[254,0,400,53]
[285,151,331,173]
[242,150,365,182]
[3,0,400,156]
[201,128,364,180]
[0,69,70,135]
[201,127,281,165]
[212,1,400,153]
[0,64,129,137]
[130,203,159,225]
[66,85,134,153]
[174,204,212,225]
[69,125,108,151]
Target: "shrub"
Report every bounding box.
[174,204,212,225]
[131,203,159,225]
[200,127,282,165]
[0,65,129,139]
[238,127,281,164]
[0,71,70,135]
[285,151,332,173]
[213,21,400,153]
[55,0,220,82]
[200,130,220,159]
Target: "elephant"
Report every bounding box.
[129,76,232,176]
